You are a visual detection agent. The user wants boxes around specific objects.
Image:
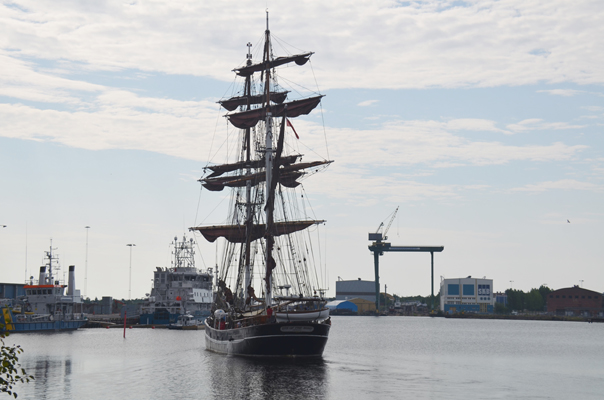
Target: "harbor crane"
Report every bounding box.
[368,207,444,313]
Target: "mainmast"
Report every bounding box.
[263,10,274,308]
[44,240,59,285]
[243,41,253,306]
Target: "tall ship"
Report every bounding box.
[190,13,332,357]
[139,236,213,325]
[0,243,87,333]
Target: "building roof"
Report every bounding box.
[550,286,601,296]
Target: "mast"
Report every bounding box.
[244,41,253,306]
[45,240,59,285]
[263,10,273,308]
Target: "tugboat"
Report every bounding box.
[168,314,204,330]
[190,12,332,357]
[0,243,87,333]
[139,236,213,325]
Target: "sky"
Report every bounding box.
[1,0,603,300]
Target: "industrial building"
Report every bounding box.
[546,286,603,316]
[494,292,507,307]
[335,278,375,302]
[440,276,494,313]
[0,282,25,299]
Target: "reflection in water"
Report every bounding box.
[209,354,329,400]
[29,357,72,400]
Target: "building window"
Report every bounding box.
[588,296,592,299]
[582,296,586,299]
[562,295,566,298]
[448,284,460,296]
[556,295,559,298]
[463,284,475,296]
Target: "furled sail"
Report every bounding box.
[191,220,324,243]
[226,96,324,129]
[201,171,303,191]
[200,160,332,191]
[234,53,313,77]
[204,155,300,178]
[218,91,288,112]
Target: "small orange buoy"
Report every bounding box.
[106,326,110,329]
[129,326,132,329]
[152,326,155,329]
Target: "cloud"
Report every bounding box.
[538,89,604,97]
[510,179,601,192]
[445,118,509,134]
[312,119,587,168]
[506,119,585,133]
[357,100,379,107]
[538,89,584,97]
[1,1,604,89]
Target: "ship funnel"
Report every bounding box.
[39,266,47,285]
[67,265,76,296]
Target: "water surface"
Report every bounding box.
[10,316,604,399]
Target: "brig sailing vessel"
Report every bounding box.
[190,13,332,357]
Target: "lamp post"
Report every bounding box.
[127,244,136,300]
[509,280,514,289]
[85,226,90,298]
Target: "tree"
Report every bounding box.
[494,302,508,314]
[1,332,34,398]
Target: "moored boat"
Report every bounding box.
[139,236,213,325]
[168,314,205,330]
[0,243,87,333]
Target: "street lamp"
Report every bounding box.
[127,244,136,300]
[85,226,90,298]
[509,280,514,289]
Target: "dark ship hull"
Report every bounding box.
[204,319,330,357]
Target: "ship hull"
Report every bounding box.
[204,320,330,357]
[139,311,177,325]
[7,319,88,333]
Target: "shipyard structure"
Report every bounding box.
[440,277,494,314]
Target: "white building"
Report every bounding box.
[440,276,494,313]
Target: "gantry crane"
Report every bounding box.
[368,208,444,313]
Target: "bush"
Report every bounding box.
[1,331,34,398]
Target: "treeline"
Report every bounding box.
[498,285,552,313]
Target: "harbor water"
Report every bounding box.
[9,316,604,399]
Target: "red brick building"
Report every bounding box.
[546,286,603,316]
